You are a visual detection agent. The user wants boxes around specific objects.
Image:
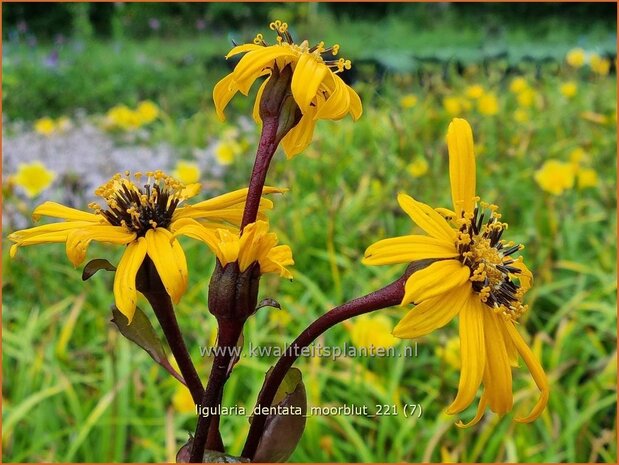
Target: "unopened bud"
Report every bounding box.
[208,260,261,322]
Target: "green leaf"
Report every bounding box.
[82,258,116,281]
[252,367,307,463]
[110,305,185,385]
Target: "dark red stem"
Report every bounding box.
[240,116,280,230]
[241,275,408,460]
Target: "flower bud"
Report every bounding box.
[208,260,261,322]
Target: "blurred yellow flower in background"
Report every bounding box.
[517,88,536,108]
[406,157,429,178]
[589,54,611,76]
[436,337,461,370]
[173,161,201,184]
[560,81,578,98]
[348,314,398,350]
[136,100,160,124]
[105,104,141,131]
[566,47,586,68]
[215,139,243,165]
[513,109,530,123]
[577,168,599,189]
[569,147,588,165]
[443,96,467,116]
[13,162,57,198]
[400,94,418,109]
[34,117,56,136]
[477,93,499,115]
[465,85,485,99]
[172,385,195,413]
[534,160,575,195]
[213,20,362,158]
[509,77,528,94]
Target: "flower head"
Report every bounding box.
[589,54,611,76]
[363,118,548,426]
[348,314,398,350]
[13,161,56,198]
[172,161,201,185]
[34,117,56,136]
[9,170,282,321]
[560,81,578,99]
[213,20,362,158]
[400,94,418,109]
[477,93,499,116]
[566,48,586,68]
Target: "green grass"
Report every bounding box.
[2,19,617,464]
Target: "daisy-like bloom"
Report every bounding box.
[173,219,293,279]
[363,118,548,426]
[9,171,282,321]
[213,20,362,158]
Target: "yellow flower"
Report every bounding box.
[534,160,575,195]
[13,162,56,198]
[566,48,586,68]
[105,105,141,131]
[577,168,598,189]
[559,81,577,98]
[569,147,588,165]
[477,93,498,116]
[136,100,160,124]
[213,20,362,158]
[34,117,56,136]
[173,161,201,185]
[9,171,283,321]
[363,118,548,427]
[513,109,529,123]
[400,94,418,109]
[589,54,611,76]
[349,314,398,350]
[509,77,528,94]
[175,220,293,279]
[215,139,243,166]
[436,337,461,370]
[443,97,464,116]
[172,385,196,414]
[516,88,536,108]
[465,85,485,99]
[406,157,429,178]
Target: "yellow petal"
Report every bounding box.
[171,237,189,297]
[233,46,294,91]
[397,194,457,242]
[315,73,350,121]
[280,109,317,159]
[113,237,147,323]
[65,225,136,267]
[215,228,241,266]
[394,281,471,337]
[291,53,328,114]
[505,322,549,423]
[32,201,101,222]
[225,43,263,59]
[455,391,488,428]
[252,76,271,124]
[401,259,470,304]
[481,310,513,414]
[363,235,458,266]
[347,85,363,121]
[145,229,186,304]
[510,257,533,292]
[447,118,476,218]
[213,73,239,122]
[446,297,485,414]
[9,221,91,242]
[262,245,294,278]
[171,217,221,251]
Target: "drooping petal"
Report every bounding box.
[447,118,477,217]
[213,73,240,121]
[401,259,470,304]
[171,237,189,297]
[214,228,241,266]
[315,72,351,121]
[65,225,136,267]
[262,245,294,278]
[145,229,186,304]
[446,297,485,415]
[455,391,488,428]
[481,310,513,414]
[363,235,458,266]
[393,281,471,337]
[347,84,363,121]
[291,53,328,114]
[171,218,221,253]
[280,109,317,159]
[32,201,101,222]
[113,237,147,323]
[397,194,457,242]
[505,322,549,423]
[510,257,533,292]
[9,221,92,242]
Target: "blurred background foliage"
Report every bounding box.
[2,2,617,463]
